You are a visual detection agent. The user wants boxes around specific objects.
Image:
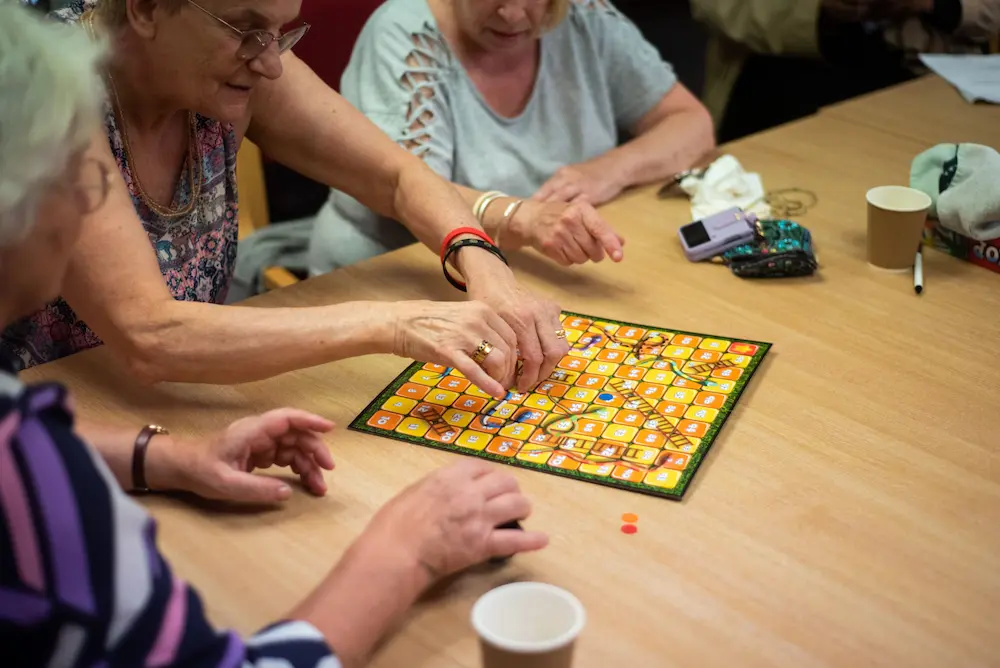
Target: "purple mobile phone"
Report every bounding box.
[677,207,757,262]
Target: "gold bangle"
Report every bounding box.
[497,199,524,250]
[473,190,506,224]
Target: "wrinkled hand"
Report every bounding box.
[532,159,625,207]
[391,300,520,398]
[151,409,336,504]
[507,199,625,266]
[466,271,569,394]
[361,459,548,579]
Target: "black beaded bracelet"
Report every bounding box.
[441,238,509,292]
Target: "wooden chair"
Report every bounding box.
[236,139,300,291]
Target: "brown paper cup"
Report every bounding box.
[866,186,931,271]
[471,583,585,668]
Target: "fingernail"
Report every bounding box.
[277,484,292,498]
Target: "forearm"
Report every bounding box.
[114,300,393,385]
[75,419,178,491]
[603,109,716,191]
[391,162,517,283]
[289,538,430,668]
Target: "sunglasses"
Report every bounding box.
[187,0,310,61]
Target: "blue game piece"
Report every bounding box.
[598,392,614,401]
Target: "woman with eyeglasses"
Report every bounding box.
[0,0,570,401]
[0,10,547,666]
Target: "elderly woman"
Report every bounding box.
[307,0,716,274]
[0,6,546,666]
[0,0,571,401]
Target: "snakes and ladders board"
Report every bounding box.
[349,312,771,499]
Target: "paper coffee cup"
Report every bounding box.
[866,185,931,271]
[471,582,586,668]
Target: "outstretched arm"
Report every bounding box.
[247,54,567,392]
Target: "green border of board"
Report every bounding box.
[348,310,772,500]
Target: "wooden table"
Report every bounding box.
[23,85,1000,668]
[822,74,999,147]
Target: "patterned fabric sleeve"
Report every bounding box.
[0,380,340,668]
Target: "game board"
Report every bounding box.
[349,312,771,499]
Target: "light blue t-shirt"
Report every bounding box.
[307,0,677,275]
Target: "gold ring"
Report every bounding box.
[471,340,494,365]
[515,359,524,377]
[555,329,567,339]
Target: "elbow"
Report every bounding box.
[120,333,173,386]
[693,104,717,153]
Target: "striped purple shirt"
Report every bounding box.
[0,362,340,667]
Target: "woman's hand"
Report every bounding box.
[532,157,626,206]
[389,299,521,398]
[506,199,625,266]
[464,273,569,394]
[360,459,549,580]
[147,409,336,504]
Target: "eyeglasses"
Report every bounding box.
[186,0,310,61]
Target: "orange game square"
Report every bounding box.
[671,377,702,390]
[366,410,403,430]
[691,350,722,364]
[557,357,588,372]
[547,452,581,471]
[659,452,691,471]
[469,415,504,434]
[597,348,627,363]
[575,374,608,390]
[635,382,666,401]
[422,363,447,373]
[536,381,569,397]
[671,334,703,347]
[486,437,521,457]
[711,366,744,380]
[677,419,709,439]
[437,376,471,393]
[634,429,667,448]
[574,418,605,438]
[728,343,759,356]
[615,326,647,341]
[425,425,461,444]
[694,392,726,408]
[563,316,593,331]
[611,464,642,483]
[613,410,646,427]
[614,366,646,381]
[453,395,488,412]
[655,401,688,418]
[396,382,430,401]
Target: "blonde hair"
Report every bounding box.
[0,2,107,247]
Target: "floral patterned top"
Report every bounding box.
[0,0,239,372]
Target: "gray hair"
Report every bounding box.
[0,2,107,247]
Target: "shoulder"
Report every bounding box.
[353,0,445,61]
[557,0,646,49]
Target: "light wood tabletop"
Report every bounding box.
[822,74,999,147]
[21,86,1000,668]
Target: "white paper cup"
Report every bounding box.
[866,185,931,271]
[471,582,586,668]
